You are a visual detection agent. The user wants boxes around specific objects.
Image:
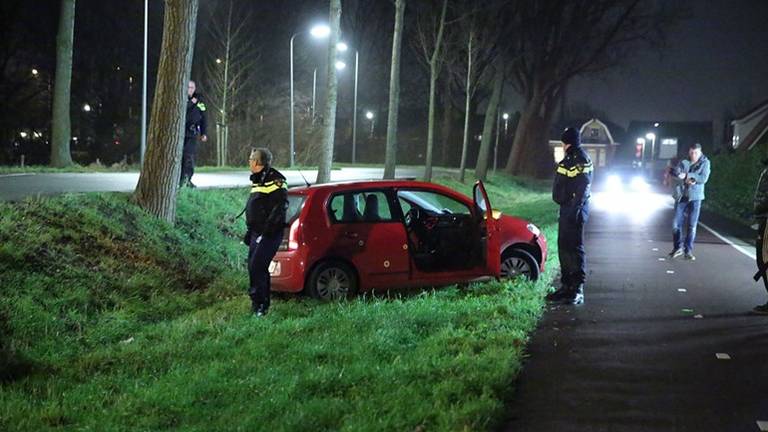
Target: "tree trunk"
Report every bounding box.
[50,0,76,167]
[133,0,199,223]
[316,0,341,184]
[424,66,438,181]
[439,76,453,167]
[383,0,406,180]
[219,0,232,167]
[474,66,503,181]
[458,30,474,183]
[505,94,557,178]
[423,0,448,182]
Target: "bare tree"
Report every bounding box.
[204,0,259,166]
[412,0,448,181]
[383,0,406,180]
[133,0,199,223]
[316,0,341,184]
[504,0,680,178]
[50,0,76,167]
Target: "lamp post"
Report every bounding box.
[311,68,317,124]
[290,24,330,167]
[335,41,361,164]
[645,132,657,161]
[366,111,375,138]
[502,112,509,137]
[493,112,501,173]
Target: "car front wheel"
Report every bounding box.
[306,260,359,301]
[500,248,540,281]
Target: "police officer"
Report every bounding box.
[244,148,288,316]
[548,127,593,305]
[180,80,208,187]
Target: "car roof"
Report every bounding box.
[288,179,469,198]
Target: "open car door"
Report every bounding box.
[473,181,501,277]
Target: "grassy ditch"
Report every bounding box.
[0,174,558,431]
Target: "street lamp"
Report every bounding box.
[502,112,510,137]
[31,68,39,77]
[290,24,331,167]
[645,132,656,161]
[366,111,375,138]
[215,58,222,64]
[83,103,92,112]
[140,0,148,166]
[335,60,346,70]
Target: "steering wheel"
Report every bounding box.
[404,207,421,227]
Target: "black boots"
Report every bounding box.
[546,284,584,305]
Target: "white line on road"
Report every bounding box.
[699,222,756,261]
[678,288,687,292]
[0,173,35,178]
[715,353,731,360]
[757,420,768,431]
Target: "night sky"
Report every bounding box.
[567,0,768,129]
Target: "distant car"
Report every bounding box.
[269,180,547,300]
[601,162,652,193]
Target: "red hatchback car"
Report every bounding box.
[269,180,547,300]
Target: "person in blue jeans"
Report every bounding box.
[668,143,710,261]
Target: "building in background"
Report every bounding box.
[731,99,768,152]
[549,118,621,170]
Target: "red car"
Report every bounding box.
[269,180,547,300]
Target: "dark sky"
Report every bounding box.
[567,0,768,129]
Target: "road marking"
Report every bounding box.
[0,173,34,178]
[652,248,659,251]
[682,308,694,313]
[658,258,666,261]
[715,353,731,360]
[678,288,687,292]
[666,270,675,274]
[694,314,704,319]
[699,222,756,260]
[757,420,768,431]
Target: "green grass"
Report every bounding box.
[0,174,558,431]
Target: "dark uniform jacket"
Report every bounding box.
[185,94,208,138]
[246,167,288,237]
[553,146,593,209]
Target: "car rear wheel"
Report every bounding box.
[500,248,540,281]
[307,260,358,301]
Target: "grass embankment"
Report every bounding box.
[0,174,558,431]
[706,151,764,225]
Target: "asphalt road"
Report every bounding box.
[501,190,768,432]
[0,167,431,201]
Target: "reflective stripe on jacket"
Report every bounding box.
[553,146,593,208]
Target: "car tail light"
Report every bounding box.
[288,218,300,250]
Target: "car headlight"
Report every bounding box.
[527,223,540,237]
[606,174,622,191]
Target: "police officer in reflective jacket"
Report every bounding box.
[180,80,208,187]
[244,148,288,316]
[548,127,593,305]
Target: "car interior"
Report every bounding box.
[397,190,485,273]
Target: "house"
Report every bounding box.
[549,118,620,169]
[731,99,768,151]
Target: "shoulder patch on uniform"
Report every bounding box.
[197,102,206,111]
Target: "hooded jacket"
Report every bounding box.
[245,167,288,236]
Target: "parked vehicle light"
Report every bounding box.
[606,174,622,192]
[288,219,300,250]
[630,175,649,192]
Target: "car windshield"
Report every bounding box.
[286,194,306,223]
[397,190,470,215]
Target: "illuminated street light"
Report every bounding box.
[310,24,331,38]
[336,41,348,52]
[290,24,331,167]
[216,58,222,64]
[19,131,28,138]
[502,113,509,120]
[31,68,39,77]
[83,103,92,112]
[335,60,346,70]
[365,111,374,120]
[645,132,657,162]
